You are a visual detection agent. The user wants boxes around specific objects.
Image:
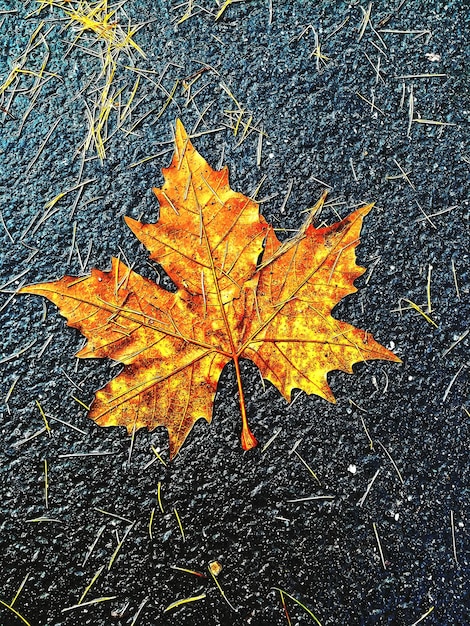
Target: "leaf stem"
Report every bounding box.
[233,355,257,450]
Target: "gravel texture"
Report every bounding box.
[0,1,468,625]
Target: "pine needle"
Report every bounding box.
[78,566,104,604]
[402,298,438,327]
[272,588,323,625]
[173,507,185,542]
[208,565,237,612]
[0,599,32,626]
[164,593,206,612]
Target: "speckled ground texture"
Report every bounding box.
[0,1,468,625]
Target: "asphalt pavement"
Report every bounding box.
[0,1,468,625]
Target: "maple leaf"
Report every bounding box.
[20,120,400,458]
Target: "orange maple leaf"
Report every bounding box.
[20,120,400,458]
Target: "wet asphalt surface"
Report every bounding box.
[0,1,468,625]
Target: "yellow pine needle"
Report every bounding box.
[5,377,19,405]
[26,2,47,17]
[0,599,32,626]
[178,0,194,24]
[44,179,96,210]
[10,573,29,608]
[216,0,233,21]
[357,2,372,41]
[413,118,456,126]
[0,22,55,96]
[0,68,22,96]
[157,481,164,513]
[402,298,438,327]
[164,593,206,613]
[170,565,205,577]
[208,565,237,612]
[219,81,241,109]
[90,69,118,160]
[94,103,113,159]
[237,114,253,144]
[278,588,292,625]
[35,400,51,436]
[99,64,116,104]
[108,523,134,570]
[273,588,323,626]
[28,21,46,44]
[148,507,155,540]
[120,24,146,58]
[95,130,106,162]
[84,105,97,154]
[82,524,106,566]
[72,396,91,411]
[233,110,244,136]
[78,566,104,604]
[2,66,31,93]
[44,191,66,210]
[40,1,146,163]
[64,0,144,58]
[151,446,167,467]
[410,606,434,626]
[128,152,168,168]
[16,68,58,80]
[65,6,117,43]
[293,449,321,485]
[31,47,52,92]
[312,45,329,62]
[356,91,386,116]
[174,508,185,542]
